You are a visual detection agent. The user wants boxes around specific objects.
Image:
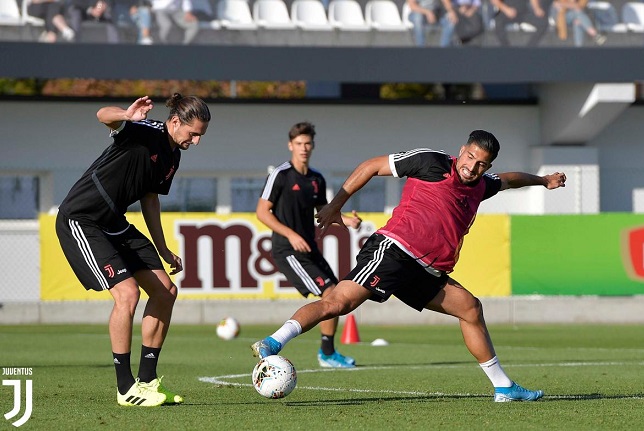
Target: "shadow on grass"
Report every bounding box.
[359,361,474,367]
[283,394,490,406]
[545,393,644,401]
[183,392,644,407]
[282,392,644,406]
[182,394,486,407]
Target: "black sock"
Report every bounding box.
[137,345,161,383]
[113,352,135,395]
[321,334,335,355]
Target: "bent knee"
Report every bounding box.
[168,283,178,301]
[318,297,350,318]
[156,281,178,304]
[461,296,484,322]
[111,281,141,308]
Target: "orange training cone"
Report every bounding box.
[341,314,361,344]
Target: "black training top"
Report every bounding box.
[58,119,180,233]
[259,161,328,251]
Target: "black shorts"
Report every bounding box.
[272,248,339,298]
[56,212,163,291]
[344,234,448,311]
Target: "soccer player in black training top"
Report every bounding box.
[56,94,210,406]
[256,121,362,368]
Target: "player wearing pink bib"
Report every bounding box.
[253,130,566,402]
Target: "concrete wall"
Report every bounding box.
[6,99,642,213]
[3,297,644,325]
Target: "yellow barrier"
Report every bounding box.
[40,213,510,300]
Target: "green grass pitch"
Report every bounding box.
[1,323,643,430]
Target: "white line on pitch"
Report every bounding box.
[198,361,644,399]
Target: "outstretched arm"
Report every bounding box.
[316,155,391,230]
[96,96,154,130]
[498,172,566,191]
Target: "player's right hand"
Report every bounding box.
[126,96,154,122]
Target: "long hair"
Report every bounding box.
[165,93,211,124]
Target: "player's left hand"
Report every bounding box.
[161,249,183,275]
[316,204,344,233]
[544,172,566,190]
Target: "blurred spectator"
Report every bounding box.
[407,0,458,47]
[450,0,484,45]
[66,0,121,43]
[191,0,215,22]
[491,0,552,46]
[112,1,153,44]
[151,0,199,44]
[554,0,606,46]
[27,0,76,43]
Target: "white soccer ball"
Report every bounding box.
[252,355,297,399]
[216,317,240,340]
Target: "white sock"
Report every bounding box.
[479,356,513,388]
[270,319,302,347]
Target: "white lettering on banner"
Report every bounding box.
[175,218,375,293]
[3,379,32,427]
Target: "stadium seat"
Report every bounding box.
[0,0,21,26]
[587,1,627,33]
[253,0,297,29]
[21,0,44,27]
[218,0,258,29]
[199,19,222,30]
[401,2,412,28]
[622,2,644,32]
[290,0,333,31]
[364,0,412,31]
[328,0,371,31]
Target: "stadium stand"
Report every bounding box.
[216,0,259,44]
[218,0,258,29]
[20,0,45,27]
[253,0,298,44]
[290,0,334,44]
[0,0,22,26]
[291,0,333,31]
[253,0,297,29]
[623,1,644,32]
[587,1,628,34]
[328,0,370,31]
[0,0,642,46]
[364,0,411,31]
[193,0,222,30]
[364,0,412,45]
[0,0,24,41]
[328,0,371,45]
[20,0,45,41]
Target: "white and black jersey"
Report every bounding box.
[260,161,328,252]
[58,120,180,232]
